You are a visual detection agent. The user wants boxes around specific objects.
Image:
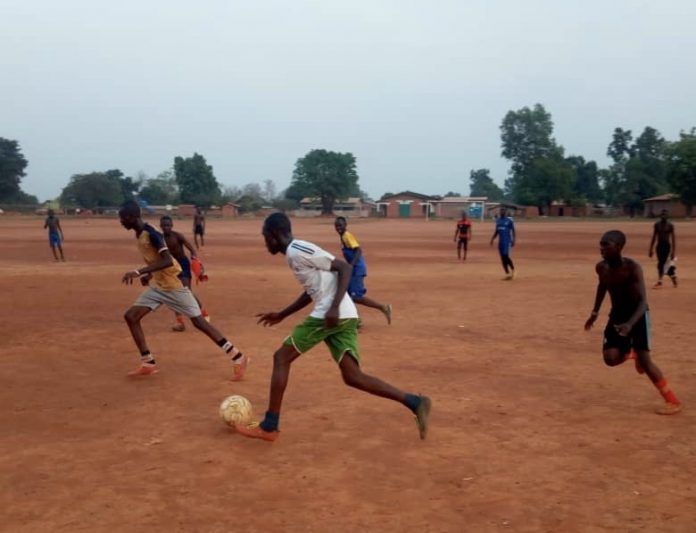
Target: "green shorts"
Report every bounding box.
[283,316,360,364]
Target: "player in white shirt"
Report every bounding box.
[235,213,431,442]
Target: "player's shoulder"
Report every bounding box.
[289,239,320,255]
[623,257,642,270]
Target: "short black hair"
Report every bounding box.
[160,215,173,223]
[263,212,292,235]
[602,230,626,246]
[119,200,141,217]
[335,216,347,223]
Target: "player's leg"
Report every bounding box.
[172,275,193,331]
[330,320,431,439]
[655,243,669,287]
[50,243,59,261]
[462,238,468,260]
[57,243,65,261]
[602,321,629,367]
[633,313,681,414]
[457,238,462,259]
[350,274,391,324]
[124,305,158,376]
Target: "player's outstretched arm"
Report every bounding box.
[177,231,198,258]
[585,264,607,330]
[257,292,312,326]
[490,229,498,245]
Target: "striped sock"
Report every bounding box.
[217,338,242,360]
[140,350,156,365]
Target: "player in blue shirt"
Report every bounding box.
[490,207,516,280]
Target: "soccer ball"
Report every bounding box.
[219,395,252,427]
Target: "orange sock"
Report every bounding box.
[175,314,185,325]
[655,378,680,405]
[201,308,209,318]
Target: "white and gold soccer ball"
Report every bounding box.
[219,395,253,427]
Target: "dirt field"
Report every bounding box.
[1,215,695,532]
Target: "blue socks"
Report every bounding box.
[404,394,421,414]
[260,411,280,432]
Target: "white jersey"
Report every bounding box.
[286,239,359,319]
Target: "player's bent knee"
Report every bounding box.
[603,350,623,367]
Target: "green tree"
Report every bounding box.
[139,169,179,205]
[566,156,602,203]
[500,103,558,197]
[0,137,34,204]
[288,149,359,214]
[468,168,504,201]
[513,156,575,212]
[60,172,125,208]
[604,126,669,213]
[174,153,221,207]
[666,129,696,216]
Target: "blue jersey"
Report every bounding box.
[496,216,515,247]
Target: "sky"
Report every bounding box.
[2,0,696,202]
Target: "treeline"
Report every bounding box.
[496,104,696,215]
[2,105,695,215]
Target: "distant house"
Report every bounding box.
[487,203,539,218]
[430,196,489,219]
[644,193,689,217]
[296,197,376,218]
[221,203,240,217]
[178,204,197,217]
[377,191,436,218]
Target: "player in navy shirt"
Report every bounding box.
[490,207,516,280]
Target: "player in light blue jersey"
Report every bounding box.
[490,206,516,280]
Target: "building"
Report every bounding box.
[487,203,539,218]
[296,197,376,218]
[221,203,240,217]
[377,191,436,218]
[430,196,489,219]
[644,193,689,217]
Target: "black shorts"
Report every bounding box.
[603,312,652,355]
[458,237,468,248]
[194,224,204,235]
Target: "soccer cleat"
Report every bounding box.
[382,304,392,325]
[503,274,513,281]
[670,276,678,288]
[127,363,159,377]
[171,323,186,332]
[235,421,279,442]
[231,352,249,382]
[655,403,682,415]
[653,281,663,289]
[414,395,432,440]
[511,270,517,280]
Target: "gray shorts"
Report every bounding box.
[134,287,201,318]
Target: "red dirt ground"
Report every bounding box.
[1,216,695,532]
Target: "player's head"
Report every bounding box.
[262,212,292,255]
[660,209,669,221]
[47,209,55,217]
[499,206,507,217]
[600,230,626,259]
[119,200,141,230]
[196,207,202,214]
[334,216,347,235]
[461,211,468,220]
[160,215,173,235]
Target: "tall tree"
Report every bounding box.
[666,129,696,216]
[469,168,504,201]
[174,153,221,207]
[607,128,634,163]
[500,103,558,197]
[513,156,575,212]
[0,137,33,203]
[288,149,359,214]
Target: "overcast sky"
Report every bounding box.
[2,0,695,201]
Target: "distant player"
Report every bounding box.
[453,211,472,261]
[160,215,210,331]
[193,207,206,249]
[234,213,431,442]
[44,209,65,261]
[334,216,391,324]
[584,230,681,415]
[118,201,247,379]
[490,207,516,279]
[648,209,677,288]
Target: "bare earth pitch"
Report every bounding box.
[1,217,694,532]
